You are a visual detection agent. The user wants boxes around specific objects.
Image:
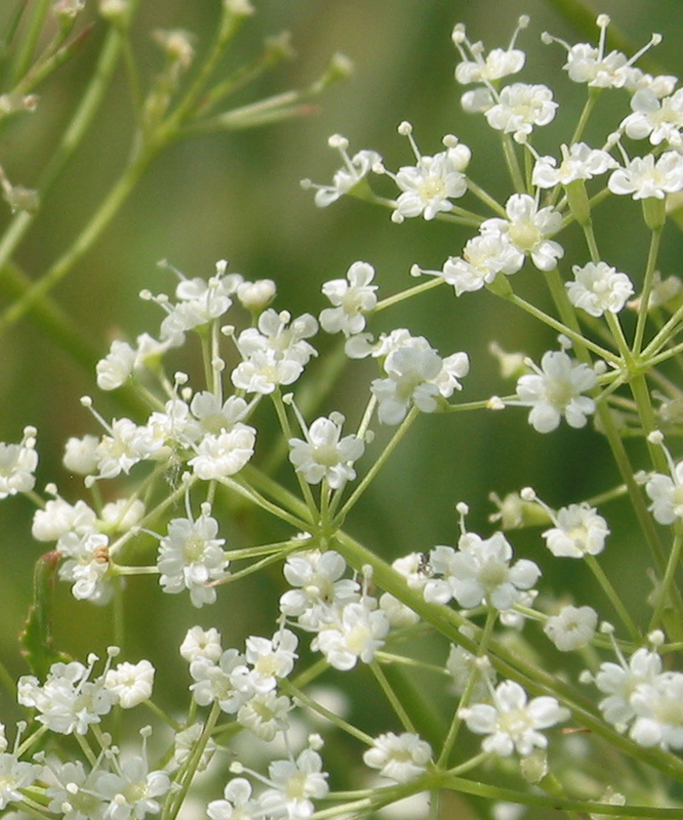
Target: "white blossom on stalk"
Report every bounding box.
[156,502,229,607]
[532,143,618,188]
[608,151,683,199]
[0,753,43,811]
[480,194,564,272]
[208,778,261,820]
[424,531,540,611]
[63,433,99,475]
[447,631,496,700]
[96,334,177,391]
[279,549,360,630]
[190,393,250,437]
[566,262,633,317]
[94,418,145,479]
[320,261,377,337]
[18,659,113,735]
[595,647,663,730]
[452,17,528,84]
[95,752,171,820]
[104,659,155,708]
[288,412,365,489]
[622,88,683,147]
[32,498,97,541]
[516,350,597,433]
[188,425,256,480]
[544,605,598,651]
[385,124,470,223]
[237,278,276,312]
[44,759,106,820]
[436,232,524,296]
[371,334,469,425]
[241,629,299,695]
[542,502,610,558]
[301,134,381,207]
[313,600,390,670]
[189,648,247,714]
[646,460,683,525]
[158,259,241,342]
[459,679,570,756]
[630,672,683,750]
[237,690,292,741]
[484,83,557,142]
[258,748,329,820]
[180,626,223,663]
[362,732,432,782]
[0,427,38,498]
[57,531,113,603]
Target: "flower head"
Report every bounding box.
[363,732,432,782]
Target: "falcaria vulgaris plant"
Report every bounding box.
[5,5,683,819]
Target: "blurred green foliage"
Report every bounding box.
[2,0,683,759]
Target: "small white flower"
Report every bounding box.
[157,503,229,607]
[622,87,683,147]
[237,690,292,741]
[320,261,377,337]
[363,732,432,782]
[313,601,390,670]
[57,531,113,603]
[288,413,365,489]
[439,233,524,296]
[189,425,256,480]
[0,427,38,498]
[241,628,299,695]
[595,647,662,730]
[95,753,171,820]
[481,194,564,272]
[532,143,617,188]
[608,151,683,199]
[447,632,496,700]
[542,502,610,557]
[630,672,683,750]
[459,679,570,757]
[208,778,261,820]
[566,261,634,317]
[516,350,597,433]
[104,659,155,708]
[424,531,540,611]
[646,460,683,525]
[258,748,329,820]
[452,18,527,84]
[302,134,381,207]
[32,498,97,542]
[387,127,470,222]
[63,434,99,475]
[485,83,557,141]
[237,278,276,311]
[0,753,43,810]
[189,648,247,713]
[544,605,598,651]
[180,626,223,663]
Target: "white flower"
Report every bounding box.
[94,418,145,479]
[595,647,662,730]
[180,626,223,663]
[303,134,381,207]
[171,723,216,772]
[57,531,113,603]
[388,127,470,222]
[63,434,99,475]
[622,88,683,147]
[484,83,557,141]
[104,659,155,708]
[208,778,261,820]
[424,531,540,611]
[279,549,359,630]
[566,262,634,317]
[532,143,617,188]
[241,628,299,695]
[237,278,276,311]
[157,503,229,607]
[32,498,97,541]
[288,413,365,489]
[0,427,38,498]
[237,690,292,741]
[646,460,683,525]
[630,672,683,750]
[371,334,469,425]
[189,648,247,713]
[459,679,570,757]
[320,261,377,336]
[18,659,114,735]
[95,753,170,820]
[452,18,527,84]
[44,759,105,820]
[188,425,256,480]
[190,393,250,436]
[313,601,390,670]
[544,605,598,651]
[542,502,610,557]
[608,151,683,199]
[563,42,633,88]
[0,753,43,810]
[516,350,597,433]
[258,748,329,820]
[480,194,563,272]
[447,632,496,700]
[363,732,432,782]
[440,233,524,295]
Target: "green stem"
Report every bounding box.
[648,527,683,633]
[374,277,444,313]
[633,228,663,356]
[370,659,417,734]
[584,554,641,641]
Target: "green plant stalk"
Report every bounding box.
[584,554,641,641]
[7,0,52,87]
[633,227,663,356]
[369,659,417,734]
[648,528,683,633]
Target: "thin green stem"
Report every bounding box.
[501,134,525,193]
[648,527,683,633]
[374,277,444,313]
[584,554,641,641]
[633,228,663,355]
[369,660,417,734]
